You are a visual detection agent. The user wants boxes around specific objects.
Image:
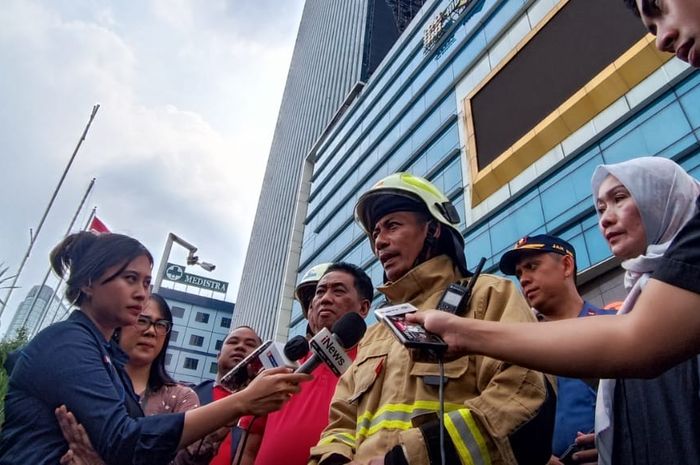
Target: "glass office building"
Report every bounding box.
[235,0,427,340]
[283,0,700,339]
[5,285,69,340]
[159,287,234,384]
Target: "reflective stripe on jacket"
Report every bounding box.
[309,255,554,465]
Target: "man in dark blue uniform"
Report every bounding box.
[500,235,616,465]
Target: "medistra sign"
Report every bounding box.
[163,263,229,293]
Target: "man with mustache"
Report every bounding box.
[310,173,555,465]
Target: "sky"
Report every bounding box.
[0,0,306,335]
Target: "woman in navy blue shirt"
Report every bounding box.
[0,232,309,465]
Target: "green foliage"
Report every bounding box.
[0,326,28,426]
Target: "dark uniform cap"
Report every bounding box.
[499,234,576,275]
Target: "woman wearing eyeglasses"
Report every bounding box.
[117,294,194,417]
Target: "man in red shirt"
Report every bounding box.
[191,325,262,465]
[235,262,372,465]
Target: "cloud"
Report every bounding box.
[0,0,304,331]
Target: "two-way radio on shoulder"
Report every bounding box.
[435,256,487,315]
[376,257,488,355]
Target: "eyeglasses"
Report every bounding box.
[135,315,172,335]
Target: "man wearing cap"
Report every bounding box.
[310,173,555,465]
[236,263,372,465]
[499,235,616,465]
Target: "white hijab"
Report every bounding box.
[590,156,700,465]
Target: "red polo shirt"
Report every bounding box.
[210,385,234,465]
[253,347,358,465]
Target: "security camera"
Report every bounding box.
[199,261,216,272]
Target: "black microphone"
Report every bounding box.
[284,335,310,361]
[296,312,366,376]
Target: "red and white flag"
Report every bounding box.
[89,216,110,234]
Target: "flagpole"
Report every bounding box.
[45,207,98,329]
[26,179,96,335]
[0,105,100,320]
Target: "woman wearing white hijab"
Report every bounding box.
[405,156,700,463]
[590,157,700,465]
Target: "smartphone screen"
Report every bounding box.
[386,314,445,345]
[219,340,272,392]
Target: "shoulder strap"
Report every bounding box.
[193,379,215,405]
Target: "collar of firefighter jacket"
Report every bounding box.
[378,254,463,307]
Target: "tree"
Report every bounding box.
[0,326,28,426]
[0,263,18,307]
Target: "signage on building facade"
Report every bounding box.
[423,0,473,52]
[164,263,228,293]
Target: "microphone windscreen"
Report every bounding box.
[331,312,366,349]
[284,335,310,361]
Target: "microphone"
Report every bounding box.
[258,341,299,370]
[220,340,301,392]
[284,335,310,361]
[296,312,366,376]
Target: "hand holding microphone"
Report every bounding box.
[226,312,365,417]
[221,339,303,392]
[236,367,312,417]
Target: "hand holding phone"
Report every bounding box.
[219,340,273,392]
[560,431,596,465]
[375,304,447,354]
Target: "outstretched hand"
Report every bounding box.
[55,405,105,465]
[236,367,312,417]
[405,310,472,357]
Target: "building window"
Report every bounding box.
[183,358,199,370]
[189,335,204,347]
[171,330,179,342]
[195,312,210,324]
[165,353,172,366]
[221,317,232,328]
[209,362,218,374]
[215,339,223,351]
[171,306,185,318]
[468,0,646,171]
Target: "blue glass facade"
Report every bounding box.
[287,0,700,339]
[465,71,700,273]
[235,1,410,341]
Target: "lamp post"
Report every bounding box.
[153,233,216,293]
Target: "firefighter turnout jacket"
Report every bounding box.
[309,255,555,465]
